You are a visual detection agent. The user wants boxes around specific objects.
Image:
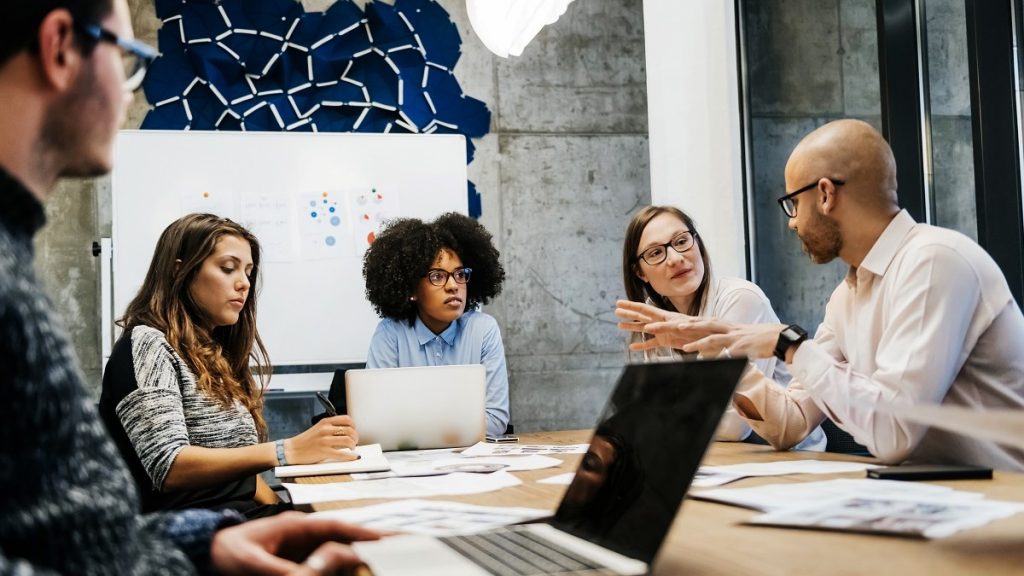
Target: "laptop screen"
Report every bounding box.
[551,358,747,563]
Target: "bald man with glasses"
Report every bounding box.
[618,119,1024,471]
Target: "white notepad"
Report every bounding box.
[274,443,390,478]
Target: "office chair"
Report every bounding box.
[821,419,869,455]
[310,363,365,425]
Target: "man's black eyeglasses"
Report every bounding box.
[777,178,844,218]
[75,23,158,92]
[424,267,472,287]
[635,231,697,266]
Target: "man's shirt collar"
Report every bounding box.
[847,209,916,285]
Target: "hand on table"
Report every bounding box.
[211,511,382,576]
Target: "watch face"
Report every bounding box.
[782,325,807,340]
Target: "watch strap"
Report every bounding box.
[774,324,808,360]
[275,438,288,466]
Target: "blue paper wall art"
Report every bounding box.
[143,0,489,216]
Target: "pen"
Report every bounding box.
[315,391,337,416]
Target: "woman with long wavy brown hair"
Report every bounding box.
[99,213,359,518]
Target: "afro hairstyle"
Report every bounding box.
[362,212,505,324]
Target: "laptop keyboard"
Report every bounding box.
[439,525,617,576]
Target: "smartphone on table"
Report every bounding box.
[867,464,992,481]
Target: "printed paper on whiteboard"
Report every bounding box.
[349,187,400,255]
[240,193,294,262]
[296,190,346,260]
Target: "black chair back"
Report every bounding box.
[822,419,869,454]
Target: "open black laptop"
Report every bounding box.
[350,358,747,575]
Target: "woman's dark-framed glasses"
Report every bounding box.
[75,23,158,92]
[777,178,845,218]
[424,267,473,286]
[636,232,697,266]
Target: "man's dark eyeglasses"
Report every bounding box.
[424,267,472,287]
[74,23,158,92]
[635,231,697,266]
[777,178,845,218]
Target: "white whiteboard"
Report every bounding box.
[111,129,467,366]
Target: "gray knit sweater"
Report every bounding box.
[0,168,240,574]
[100,326,260,513]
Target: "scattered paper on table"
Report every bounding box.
[311,499,551,536]
[691,478,983,512]
[538,472,575,485]
[460,442,589,457]
[384,448,462,464]
[747,494,1024,539]
[691,477,1023,538]
[275,444,389,478]
[694,459,879,486]
[284,470,522,505]
[691,469,748,488]
[352,454,562,480]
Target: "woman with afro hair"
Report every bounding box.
[362,212,510,437]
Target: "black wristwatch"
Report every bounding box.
[774,324,808,360]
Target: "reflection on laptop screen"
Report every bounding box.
[551,358,746,563]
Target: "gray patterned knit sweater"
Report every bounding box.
[0,168,241,575]
[100,326,260,512]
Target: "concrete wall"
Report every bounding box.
[35,0,648,437]
[925,0,977,240]
[466,0,650,432]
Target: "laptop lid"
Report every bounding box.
[345,364,486,451]
[550,358,747,564]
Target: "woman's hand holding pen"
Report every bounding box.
[285,415,360,464]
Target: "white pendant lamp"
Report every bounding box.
[466,0,576,58]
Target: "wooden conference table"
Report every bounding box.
[296,430,1024,575]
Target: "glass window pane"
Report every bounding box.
[925,0,978,240]
[743,0,880,331]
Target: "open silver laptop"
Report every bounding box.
[351,358,747,575]
[346,364,486,451]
